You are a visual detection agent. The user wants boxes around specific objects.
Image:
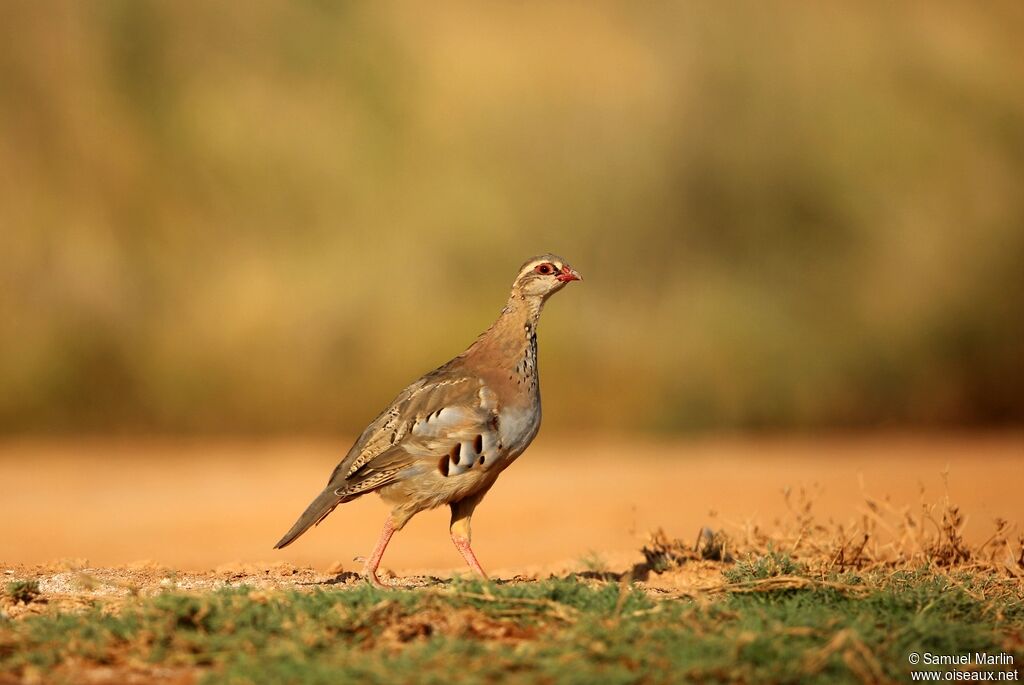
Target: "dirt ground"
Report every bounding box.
[1,434,1021,580]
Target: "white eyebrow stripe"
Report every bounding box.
[517,260,561,279]
[517,263,540,278]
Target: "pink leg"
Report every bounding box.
[363,517,396,587]
[449,496,489,580]
[451,531,488,580]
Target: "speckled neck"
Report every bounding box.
[463,293,544,379]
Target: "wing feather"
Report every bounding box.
[275,371,501,549]
[325,373,498,495]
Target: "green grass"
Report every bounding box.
[2,569,1022,684]
[723,548,807,582]
[3,580,40,605]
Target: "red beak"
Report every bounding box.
[557,266,582,282]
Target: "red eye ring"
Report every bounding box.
[535,263,555,275]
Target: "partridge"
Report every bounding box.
[275,254,582,584]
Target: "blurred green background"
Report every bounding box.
[1,1,1022,435]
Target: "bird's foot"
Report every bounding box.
[356,557,388,587]
[451,535,489,580]
[363,569,389,588]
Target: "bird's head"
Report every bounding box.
[510,254,582,301]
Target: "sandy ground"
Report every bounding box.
[1,434,1021,578]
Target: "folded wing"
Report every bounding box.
[273,372,500,549]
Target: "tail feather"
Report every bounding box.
[274,488,341,549]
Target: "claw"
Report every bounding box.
[364,571,388,588]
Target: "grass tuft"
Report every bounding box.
[4,581,41,605]
[724,549,807,582]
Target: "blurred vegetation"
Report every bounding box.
[3,575,1022,683]
[0,2,1022,434]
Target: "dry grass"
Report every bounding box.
[640,476,1024,606]
[2,482,1023,684]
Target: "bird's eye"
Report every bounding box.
[535,263,555,275]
